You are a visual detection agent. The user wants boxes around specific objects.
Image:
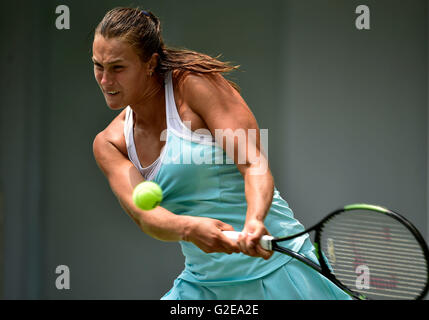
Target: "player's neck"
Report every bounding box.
[132,81,166,130]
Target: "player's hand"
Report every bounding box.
[183,216,240,255]
[237,219,273,260]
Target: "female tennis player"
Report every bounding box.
[92,7,350,300]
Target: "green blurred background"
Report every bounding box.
[0,0,427,299]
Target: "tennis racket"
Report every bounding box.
[223,203,429,300]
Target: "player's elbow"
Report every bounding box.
[92,131,106,161]
[92,131,113,178]
[237,157,272,178]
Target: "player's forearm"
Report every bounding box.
[109,177,191,242]
[243,165,274,223]
[117,194,192,241]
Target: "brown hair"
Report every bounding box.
[95,7,240,91]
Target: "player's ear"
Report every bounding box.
[147,53,159,75]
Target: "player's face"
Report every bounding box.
[92,35,149,110]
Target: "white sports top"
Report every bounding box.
[123,71,213,180]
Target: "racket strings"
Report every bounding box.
[320,210,429,300]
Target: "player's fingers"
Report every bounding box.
[219,222,235,232]
[248,232,262,245]
[222,237,240,254]
[236,232,267,258]
[217,223,240,254]
[217,229,240,254]
[237,232,250,255]
[245,235,259,256]
[255,245,273,260]
[241,231,272,259]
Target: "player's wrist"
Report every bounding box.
[243,218,267,237]
[180,216,196,242]
[244,215,265,227]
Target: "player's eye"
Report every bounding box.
[93,63,103,70]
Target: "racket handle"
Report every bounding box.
[222,231,274,251]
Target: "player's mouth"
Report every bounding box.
[106,91,120,96]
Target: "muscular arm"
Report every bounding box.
[92,114,238,254]
[93,131,183,241]
[181,73,274,259]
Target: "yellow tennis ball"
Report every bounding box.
[132,181,163,210]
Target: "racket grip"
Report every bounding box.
[222,231,274,251]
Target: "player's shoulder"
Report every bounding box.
[93,108,128,157]
[174,70,227,95]
[173,70,237,114]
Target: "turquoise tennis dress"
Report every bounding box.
[124,72,351,300]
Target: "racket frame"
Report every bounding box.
[271,204,429,300]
